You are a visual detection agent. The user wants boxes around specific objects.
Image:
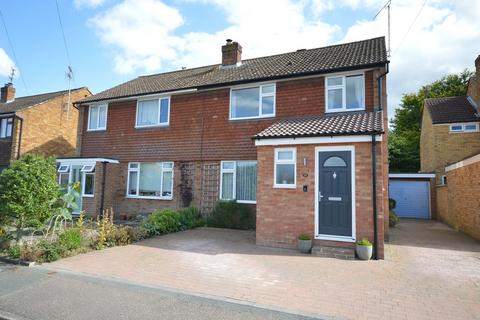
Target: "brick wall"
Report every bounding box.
[256,141,387,258]
[79,72,379,162]
[436,159,480,241]
[15,88,90,158]
[420,110,480,183]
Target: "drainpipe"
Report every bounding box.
[14,115,23,160]
[99,161,108,217]
[371,134,378,260]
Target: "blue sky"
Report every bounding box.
[0,0,479,115]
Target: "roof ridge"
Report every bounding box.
[12,86,88,100]
[425,95,466,101]
[139,37,385,79]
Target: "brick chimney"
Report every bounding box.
[468,55,480,107]
[475,55,480,80]
[1,83,15,103]
[221,39,242,66]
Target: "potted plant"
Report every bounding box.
[297,233,312,254]
[356,238,373,260]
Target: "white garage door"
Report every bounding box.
[389,180,430,219]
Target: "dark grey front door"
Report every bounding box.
[317,151,352,237]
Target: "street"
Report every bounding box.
[0,262,319,320]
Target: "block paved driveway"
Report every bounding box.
[48,220,480,320]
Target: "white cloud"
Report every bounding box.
[89,0,480,117]
[0,48,16,78]
[340,0,480,116]
[74,0,107,9]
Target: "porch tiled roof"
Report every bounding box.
[254,111,384,139]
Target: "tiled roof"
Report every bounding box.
[254,111,384,139]
[79,37,387,104]
[425,96,480,124]
[0,87,89,114]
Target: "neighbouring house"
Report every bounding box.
[58,37,390,259]
[0,84,91,171]
[420,55,480,240]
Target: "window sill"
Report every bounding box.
[273,184,296,189]
[86,128,106,132]
[135,124,169,129]
[325,108,365,113]
[126,195,173,201]
[82,195,94,198]
[237,200,256,204]
[229,115,275,121]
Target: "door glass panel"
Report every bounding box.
[71,165,82,212]
[323,156,347,167]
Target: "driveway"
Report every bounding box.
[48,221,480,320]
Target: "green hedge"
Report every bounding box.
[142,207,205,237]
[207,200,255,230]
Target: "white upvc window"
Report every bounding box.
[220,160,257,203]
[449,123,479,133]
[82,172,95,197]
[136,97,170,128]
[274,148,296,188]
[0,117,13,138]
[127,162,174,200]
[230,83,275,120]
[81,164,95,173]
[325,73,365,112]
[57,164,70,173]
[88,104,108,131]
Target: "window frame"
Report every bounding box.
[325,72,365,113]
[449,123,479,133]
[87,104,108,131]
[57,164,70,173]
[82,172,95,197]
[229,83,276,120]
[274,148,297,188]
[81,164,95,173]
[126,162,174,200]
[219,160,257,204]
[135,96,171,128]
[0,117,13,138]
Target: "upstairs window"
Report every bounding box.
[326,74,365,112]
[0,117,13,138]
[136,97,170,127]
[449,123,479,133]
[230,84,275,120]
[88,104,107,131]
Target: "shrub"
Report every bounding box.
[36,239,64,263]
[389,210,399,227]
[20,242,42,262]
[0,154,59,240]
[59,228,82,251]
[357,238,372,246]
[389,198,397,210]
[142,209,182,236]
[130,226,149,242]
[298,233,311,240]
[7,243,21,258]
[108,226,132,246]
[178,207,204,230]
[207,200,255,230]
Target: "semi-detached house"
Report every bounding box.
[59,37,390,259]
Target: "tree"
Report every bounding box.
[0,154,59,239]
[389,70,474,172]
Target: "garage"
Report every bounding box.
[389,174,435,219]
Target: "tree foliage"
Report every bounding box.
[389,70,474,172]
[0,154,59,237]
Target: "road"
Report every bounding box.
[0,262,320,320]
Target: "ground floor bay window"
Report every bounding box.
[127,162,173,199]
[220,161,257,203]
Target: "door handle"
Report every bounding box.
[318,191,324,201]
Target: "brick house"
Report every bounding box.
[59,37,390,259]
[421,55,480,240]
[0,84,91,170]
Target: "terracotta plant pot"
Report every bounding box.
[355,244,373,260]
[298,239,312,254]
